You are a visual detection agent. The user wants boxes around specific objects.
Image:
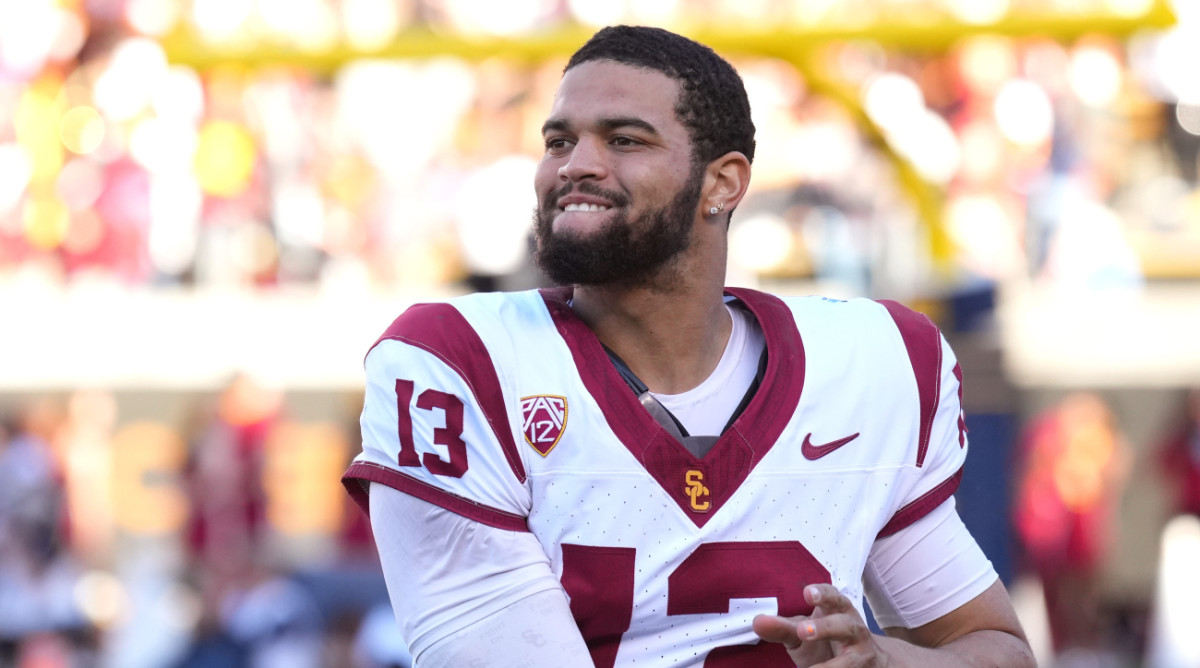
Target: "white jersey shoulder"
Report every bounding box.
[345,290,560,529]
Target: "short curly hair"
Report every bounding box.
[565,25,756,167]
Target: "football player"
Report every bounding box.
[344,25,1034,668]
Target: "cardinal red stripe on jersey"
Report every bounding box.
[371,302,526,484]
[952,362,966,448]
[343,462,530,531]
[877,300,942,468]
[876,466,963,538]
[724,286,808,473]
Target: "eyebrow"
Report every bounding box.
[541,116,661,136]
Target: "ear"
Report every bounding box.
[702,151,751,220]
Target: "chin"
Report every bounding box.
[552,212,618,238]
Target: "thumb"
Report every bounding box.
[752,614,807,649]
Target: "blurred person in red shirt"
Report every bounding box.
[185,373,283,586]
[1012,392,1130,658]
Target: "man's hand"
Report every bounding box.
[754,580,1035,668]
[752,584,886,667]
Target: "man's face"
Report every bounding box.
[532,60,703,288]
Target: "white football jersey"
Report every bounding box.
[344,287,970,668]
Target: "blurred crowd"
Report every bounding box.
[0,377,411,668]
[4,379,1200,667]
[1,0,1198,298]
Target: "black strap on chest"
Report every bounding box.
[603,344,767,459]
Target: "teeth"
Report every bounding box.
[563,203,609,212]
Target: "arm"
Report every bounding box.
[753,579,1033,668]
[752,500,1033,667]
[417,590,595,668]
[881,579,1031,665]
[369,482,594,667]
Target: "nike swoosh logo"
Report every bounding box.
[802,432,860,460]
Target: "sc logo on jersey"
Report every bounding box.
[521,395,568,456]
[684,470,710,513]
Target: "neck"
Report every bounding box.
[571,250,730,395]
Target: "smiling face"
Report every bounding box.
[532,60,705,288]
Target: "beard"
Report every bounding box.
[533,167,705,289]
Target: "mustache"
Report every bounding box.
[548,182,629,209]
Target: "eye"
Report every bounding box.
[544,136,573,154]
[610,135,640,147]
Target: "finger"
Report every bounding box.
[805,584,853,615]
[751,614,806,649]
[802,612,868,645]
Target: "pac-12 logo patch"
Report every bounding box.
[521,395,568,456]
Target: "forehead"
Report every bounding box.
[547,60,683,130]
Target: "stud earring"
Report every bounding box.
[709,206,719,215]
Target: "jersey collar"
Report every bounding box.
[539,286,806,527]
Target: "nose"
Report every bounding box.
[557,135,608,182]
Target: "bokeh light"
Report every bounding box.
[1105,0,1154,17]
[0,2,80,79]
[895,110,963,185]
[1149,515,1200,667]
[1069,44,1124,107]
[192,120,257,197]
[150,67,206,124]
[15,81,65,184]
[258,0,340,51]
[47,7,87,63]
[93,38,169,122]
[125,0,183,37]
[1176,102,1200,135]
[863,72,926,133]
[627,0,681,24]
[947,0,1010,25]
[190,0,255,43]
[74,571,128,629]
[958,36,1018,95]
[994,79,1055,146]
[568,0,627,26]
[148,174,204,275]
[0,143,33,216]
[129,118,198,174]
[55,158,105,212]
[947,194,1023,278]
[59,107,106,155]
[454,156,537,276]
[443,0,554,36]
[343,0,410,50]
[23,196,70,250]
[730,213,796,273]
[62,209,106,256]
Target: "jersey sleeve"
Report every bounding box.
[863,496,997,629]
[343,302,532,530]
[876,300,969,538]
[369,483,569,659]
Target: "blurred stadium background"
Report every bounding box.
[2,0,1200,666]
